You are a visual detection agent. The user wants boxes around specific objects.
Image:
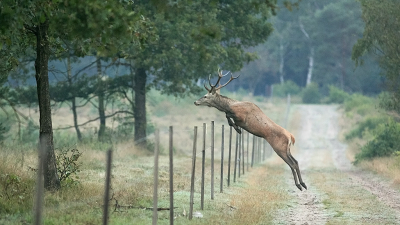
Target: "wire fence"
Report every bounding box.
[33,94,291,225]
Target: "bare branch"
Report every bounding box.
[53,110,133,130]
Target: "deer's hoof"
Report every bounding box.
[301,182,307,190]
[296,184,302,191]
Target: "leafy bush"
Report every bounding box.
[0,173,34,214]
[273,80,301,98]
[378,91,400,113]
[302,83,321,104]
[354,120,400,164]
[56,147,82,187]
[345,116,388,140]
[327,85,350,104]
[343,93,374,113]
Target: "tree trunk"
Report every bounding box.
[134,67,147,147]
[306,47,314,87]
[35,19,60,191]
[299,20,314,87]
[97,59,106,142]
[67,56,82,142]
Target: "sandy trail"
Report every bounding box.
[274,104,400,225]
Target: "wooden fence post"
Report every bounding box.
[102,149,113,225]
[189,126,197,220]
[238,129,241,178]
[242,130,245,175]
[285,93,291,129]
[251,135,255,168]
[257,137,262,163]
[211,121,214,200]
[201,123,206,210]
[234,131,238,182]
[220,125,224,193]
[227,126,232,187]
[152,130,160,225]
[247,132,249,171]
[263,139,266,161]
[169,126,174,225]
[34,135,46,225]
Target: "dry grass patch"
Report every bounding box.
[205,164,289,224]
[309,169,399,224]
[357,157,400,186]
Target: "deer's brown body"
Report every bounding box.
[195,70,307,191]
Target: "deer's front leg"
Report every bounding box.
[226,115,241,134]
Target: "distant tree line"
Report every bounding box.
[0,0,280,191]
[1,0,399,191]
[236,0,383,97]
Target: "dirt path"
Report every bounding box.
[274,104,400,225]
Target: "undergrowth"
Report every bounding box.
[340,92,400,175]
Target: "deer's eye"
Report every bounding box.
[203,96,207,98]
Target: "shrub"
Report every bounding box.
[327,85,350,104]
[354,120,400,164]
[345,116,388,140]
[272,80,301,98]
[56,147,82,187]
[343,93,374,112]
[302,83,321,104]
[0,173,34,214]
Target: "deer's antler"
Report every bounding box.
[204,69,238,92]
[215,69,240,91]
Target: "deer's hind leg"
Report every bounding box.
[287,153,307,190]
[274,147,303,191]
[286,140,307,190]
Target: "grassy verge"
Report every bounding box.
[0,91,290,224]
[338,93,400,188]
[309,168,399,224]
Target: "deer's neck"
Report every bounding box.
[212,95,237,112]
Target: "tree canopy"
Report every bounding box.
[0,0,149,190]
[238,0,382,96]
[352,0,400,113]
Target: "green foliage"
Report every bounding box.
[0,173,33,214]
[343,93,375,114]
[327,85,351,104]
[0,122,9,142]
[301,83,321,104]
[379,92,400,113]
[273,80,301,98]
[345,116,388,140]
[55,147,82,187]
[353,0,400,113]
[19,120,39,144]
[239,0,381,95]
[354,120,400,163]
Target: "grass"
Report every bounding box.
[356,156,400,186]
[0,90,291,224]
[338,94,400,189]
[310,168,399,224]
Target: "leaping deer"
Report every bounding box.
[194,69,307,191]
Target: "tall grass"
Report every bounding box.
[0,89,290,224]
[340,91,400,186]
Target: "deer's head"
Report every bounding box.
[194,69,239,107]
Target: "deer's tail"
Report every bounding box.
[286,134,295,155]
[290,134,295,146]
